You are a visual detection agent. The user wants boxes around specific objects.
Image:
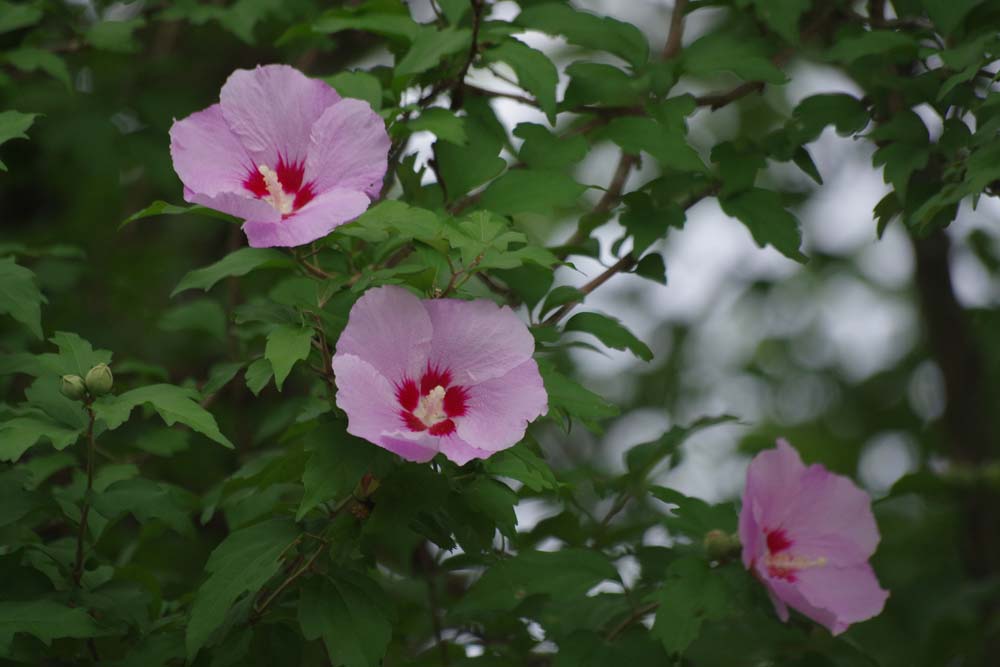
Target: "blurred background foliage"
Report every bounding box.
[1,0,999,665]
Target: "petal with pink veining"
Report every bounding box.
[424,298,536,386]
[220,64,340,166]
[335,285,432,382]
[305,98,390,199]
[455,359,548,452]
[170,104,255,197]
[241,187,369,248]
[184,188,281,223]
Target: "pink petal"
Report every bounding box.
[738,488,762,570]
[744,439,808,532]
[305,98,390,199]
[242,187,370,248]
[793,563,889,635]
[184,188,280,223]
[455,359,547,452]
[170,104,256,197]
[763,574,839,631]
[220,64,340,167]
[334,285,432,382]
[439,435,492,466]
[331,354,438,462]
[424,299,536,387]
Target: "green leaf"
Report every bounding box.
[750,0,811,43]
[480,169,587,215]
[483,39,559,123]
[0,1,42,34]
[93,478,197,536]
[827,29,918,64]
[514,123,587,169]
[407,108,467,145]
[245,358,274,396]
[158,298,227,341]
[311,12,420,41]
[435,119,507,201]
[0,256,47,338]
[634,253,667,285]
[563,62,644,108]
[620,192,686,255]
[516,3,649,68]
[0,110,38,171]
[538,360,618,424]
[120,200,237,229]
[719,188,807,262]
[791,94,870,140]
[298,427,389,520]
[93,384,234,448]
[711,141,766,197]
[48,331,113,377]
[0,600,101,653]
[172,248,294,296]
[85,18,146,53]
[298,574,393,667]
[325,71,383,110]
[4,48,71,88]
[565,312,653,361]
[603,116,706,173]
[0,414,81,462]
[454,548,618,614]
[264,325,314,391]
[651,557,731,655]
[625,416,737,485]
[649,486,738,537]
[484,443,559,492]
[186,518,300,660]
[395,27,471,77]
[681,29,786,84]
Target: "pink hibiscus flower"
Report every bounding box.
[169,64,389,248]
[739,439,889,635]
[331,285,548,465]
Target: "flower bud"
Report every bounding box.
[60,375,88,401]
[84,363,113,397]
[703,529,740,561]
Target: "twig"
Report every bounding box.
[560,153,638,256]
[694,81,765,109]
[661,0,689,60]
[72,405,97,587]
[450,0,486,110]
[251,543,327,621]
[605,601,660,641]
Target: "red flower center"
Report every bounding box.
[244,157,316,217]
[396,365,469,437]
[762,528,826,582]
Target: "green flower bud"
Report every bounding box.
[703,529,740,561]
[84,363,113,397]
[60,374,88,401]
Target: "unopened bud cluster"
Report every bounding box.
[60,363,113,401]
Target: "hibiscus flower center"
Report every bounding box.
[396,366,469,436]
[243,158,316,217]
[762,528,826,582]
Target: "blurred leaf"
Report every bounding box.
[827,30,918,63]
[396,27,471,77]
[626,416,738,486]
[186,518,299,660]
[652,557,730,655]
[85,18,146,54]
[408,108,467,145]
[298,573,393,667]
[719,188,807,262]
[484,443,558,492]
[565,312,653,361]
[264,325,314,391]
[0,110,37,171]
[121,200,237,229]
[93,384,234,448]
[0,256,47,338]
[563,62,644,108]
[649,486,738,537]
[93,478,197,537]
[0,414,81,462]
[245,358,274,396]
[620,192,686,256]
[516,3,649,68]
[4,48,70,88]
[681,30,786,83]
[172,248,294,296]
[515,123,587,169]
[325,71,383,111]
[480,169,587,215]
[311,12,419,41]
[0,0,41,34]
[159,299,227,341]
[603,116,706,173]
[538,360,618,424]
[0,600,101,653]
[483,39,559,123]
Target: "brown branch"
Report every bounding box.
[251,543,327,622]
[694,81,766,109]
[450,0,486,111]
[661,0,689,60]
[560,153,638,255]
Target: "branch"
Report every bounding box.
[661,0,689,60]
[72,405,97,587]
[450,0,486,110]
[560,152,638,256]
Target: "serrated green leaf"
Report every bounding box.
[538,360,618,423]
[396,26,471,77]
[0,256,47,338]
[514,123,587,169]
[620,192,686,255]
[265,325,314,391]
[0,600,101,653]
[603,116,706,173]
[298,573,393,667]
[0,414,82,462]
[565,312,653,361]
[407,107,467,145]
[483,39,559,123]
[516,3,649,68]
[649,486,738,537]
[48,331,113,377]
[0,110,38,171]
[484,443,558,492]
[186,518,299,660]
[719,188,806,262]
[5,48,71,88]
[312,12,419,41]
[93,384,233,448]
[172,248,293,296]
